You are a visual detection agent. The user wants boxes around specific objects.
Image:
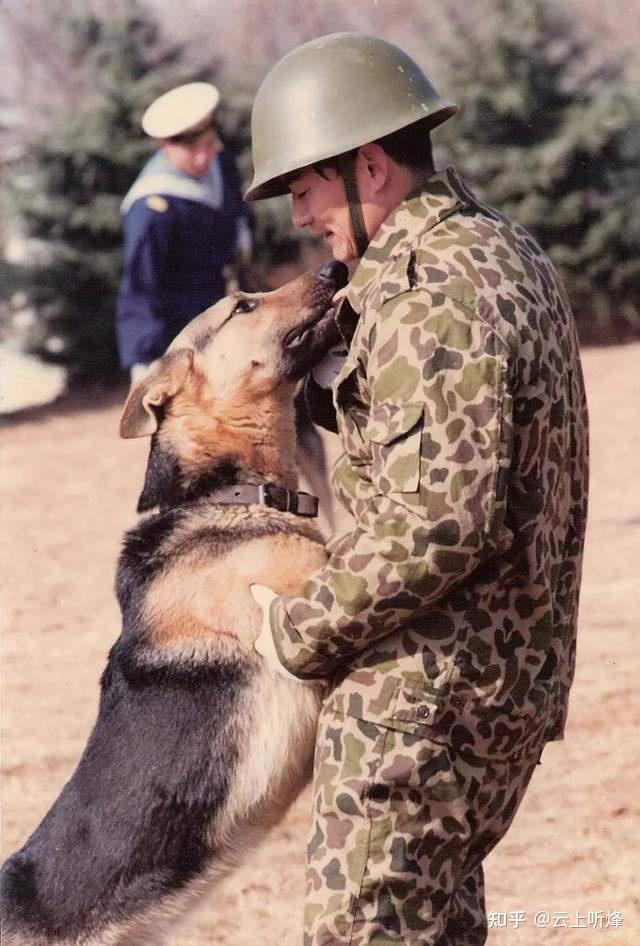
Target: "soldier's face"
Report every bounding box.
[288,167,359,262]
[163,128,221,178]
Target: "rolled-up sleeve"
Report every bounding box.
[270,290,514,679]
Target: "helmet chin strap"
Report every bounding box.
[337,151,370,258]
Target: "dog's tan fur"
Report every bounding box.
[144,527,325,651]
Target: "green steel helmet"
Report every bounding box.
[245,32,459,201]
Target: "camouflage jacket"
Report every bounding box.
[270,167,589,759]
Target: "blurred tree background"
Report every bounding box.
[1,0,639,386]
[436,0,640,344]
[1,0,210,376]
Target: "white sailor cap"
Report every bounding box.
[141,82,220,139]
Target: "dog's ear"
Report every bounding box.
[119,350,194,439]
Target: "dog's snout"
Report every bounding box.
[317,261,348,288]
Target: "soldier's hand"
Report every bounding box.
[249,583,322,686]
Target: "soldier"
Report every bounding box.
[116,82,252,380]
[249,33,589,946]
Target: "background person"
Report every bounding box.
[116,81,252,381]
[248,32,589,946]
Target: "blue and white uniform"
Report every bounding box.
[116,148,251,369]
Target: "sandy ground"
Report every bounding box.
[1,343,639,945]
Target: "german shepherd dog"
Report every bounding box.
[1,260,348,945]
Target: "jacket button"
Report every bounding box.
[417,705,431,719]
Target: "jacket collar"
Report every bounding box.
[338,166,472,326]
[120,149,224,215]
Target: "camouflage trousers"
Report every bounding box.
[303,705,542,946]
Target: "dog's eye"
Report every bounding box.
[232,298,259,315]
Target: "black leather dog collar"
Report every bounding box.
[208,483,319,517]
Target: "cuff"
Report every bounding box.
[255,607,316,686]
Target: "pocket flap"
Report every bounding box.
[326,672,442,736]
[368,402,424,445]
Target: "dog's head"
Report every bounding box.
[119,262,348,511]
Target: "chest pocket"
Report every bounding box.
[368,402,424,495]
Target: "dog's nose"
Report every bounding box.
[318,261,348,289]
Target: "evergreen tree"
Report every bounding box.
[436,0,640,341]
[3,1,211,377]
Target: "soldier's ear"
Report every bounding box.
[119,349,194,439]
[357,142,389,195]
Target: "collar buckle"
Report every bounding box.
[257,484,317,517]
[204,483,318,517]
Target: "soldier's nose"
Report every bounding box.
[292,203,312,229]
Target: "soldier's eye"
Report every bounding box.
[232,298,259,315]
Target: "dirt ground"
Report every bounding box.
[1,343,639,945]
